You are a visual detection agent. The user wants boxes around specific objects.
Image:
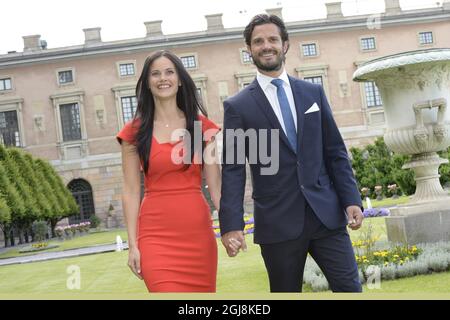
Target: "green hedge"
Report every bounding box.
[350,137,450,198]
[0,145,79,247]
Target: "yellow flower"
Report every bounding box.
[363,259,369,263]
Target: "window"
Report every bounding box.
[235,71,256,90]
[196,88,203,105]
[419,32,433,45]
[241,50,252,63]
[364,81,383,107]
[304,76,323,86]
[119,63,135,76]
[60,103,82,141]
[58,70,73,84]
[0,78,12,91]
[0,110,21,147]
[302,43,317,57]
[121,96,137,123]
[68,179,95,224]
[296,64,329,97]
[181,55,197,69]
[360,37,376,51]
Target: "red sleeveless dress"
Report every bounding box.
[117,115,219,292]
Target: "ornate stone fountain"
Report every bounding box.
[353,48,450,244]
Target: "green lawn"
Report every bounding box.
[363,272,450,293]
[362,195,410,208]
[1,234,449,294]
[0,218,449,295]
[1,218,386,260]
[0,229,128,259]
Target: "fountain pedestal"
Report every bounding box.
[353,49,450,244]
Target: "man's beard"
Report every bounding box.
[252,50,285,72]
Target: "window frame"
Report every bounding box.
[59,102,82,142]
[295,64,330,98]
[116,60,137,78]
[239,48,253,64]
[303,76,323,86]
[120,96,138,124]
[359,36,377,52]
[418,31,434,46]
[0,77,13,92]
[50,90,88,160]
[179,53,198,70]
[0,97,25,147]
[0,109,22,147]
[364,81,383,108]
[300,42,319,58]
[56,68,76,86]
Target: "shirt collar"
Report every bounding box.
[256,69,290,91]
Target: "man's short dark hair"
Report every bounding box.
[243,14,289,48]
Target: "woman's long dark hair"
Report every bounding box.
[134,50,208,175]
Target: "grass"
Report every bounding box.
[0,217,448,294]
[0,232,449,294]
[362,272,450,293]
[1,218,387,260]
[362,195,410,208]
[0,229,128,259]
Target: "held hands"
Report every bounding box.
[346,205,364,230]
[128,246,143,280]
[221,230,247,257]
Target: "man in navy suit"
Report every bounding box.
[219,14,364,292]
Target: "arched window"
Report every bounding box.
[67,179,95,224]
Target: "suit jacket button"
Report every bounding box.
[301,185,305,189]
[297,161,301,166]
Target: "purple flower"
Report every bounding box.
[363,208,390,218]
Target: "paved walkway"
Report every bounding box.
[0,243,128,267]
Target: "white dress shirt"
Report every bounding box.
[256,70,298,135]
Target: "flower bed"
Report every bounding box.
[355,245,421,267]
[304,241,450,292]
[213,216,254,238]
[55,222,91,239]
[19,243,59,253]
[363,207,390,218]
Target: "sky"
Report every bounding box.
[0,0,443,54]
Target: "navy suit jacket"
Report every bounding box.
[219,76,362,244]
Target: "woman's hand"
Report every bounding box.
[128,247,143,280]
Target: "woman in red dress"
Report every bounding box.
[117,50,231,292]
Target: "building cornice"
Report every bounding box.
[1,8,449,69]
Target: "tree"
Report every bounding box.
[7,149,53,224]
[0,195,11,235]
[0,145,39,244]
[25,154,61,235]
[0,164,26,247]
[350,137,415,198]
[34,158,78,237]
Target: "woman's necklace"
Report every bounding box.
[155,118,184,128]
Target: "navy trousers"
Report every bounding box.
[260,202,362,292]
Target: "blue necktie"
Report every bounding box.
[271,79,297,152]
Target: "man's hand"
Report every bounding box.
[221,230,247,257]
[346,205,364,230]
